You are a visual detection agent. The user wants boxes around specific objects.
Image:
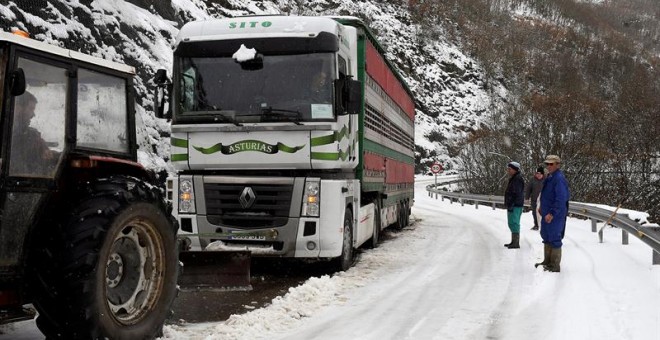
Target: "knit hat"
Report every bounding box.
[507,161,520,171]
[536,166,544,174]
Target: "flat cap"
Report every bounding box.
[544,155,561,164]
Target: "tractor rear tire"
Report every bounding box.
[29,176,179,340]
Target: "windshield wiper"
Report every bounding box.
[214,114,243,126]
[185,110,243,126]
[260,107,303,125]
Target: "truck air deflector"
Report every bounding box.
[174,32,339,57]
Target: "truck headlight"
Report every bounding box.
[179,178,196,213]
[302,180,320,217]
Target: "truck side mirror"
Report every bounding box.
[153,69,171,119]
[154,69,168,85]
[10,68,26,96]
[334,78,362,116]
[345,79,362,115]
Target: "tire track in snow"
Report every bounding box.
[277,186,506,339]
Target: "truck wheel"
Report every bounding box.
[29,176,179,340]
[367,199,381,248]
[333,208,354,271]
[394,203,405,230]
[402,200,410,227]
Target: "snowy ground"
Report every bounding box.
[2,177,659,340]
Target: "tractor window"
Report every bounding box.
[77,69,128,153]
[9,58,67,178]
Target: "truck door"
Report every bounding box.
[0,52,68,273]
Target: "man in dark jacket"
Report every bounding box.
[10,91,56,176]
[504,161,525,249]
[525,167,545,230]
[535,155,570,272]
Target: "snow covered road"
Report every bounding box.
[162,178,660,340]
[2,178,659,340]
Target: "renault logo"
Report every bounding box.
[239,187,256,209]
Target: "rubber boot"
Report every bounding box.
[535,243,551,268]
[543,247,562,272]
[506,233,520,249]
[504,233,513,247]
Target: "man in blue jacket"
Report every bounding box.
[504,161,525,249]
[536,155,570,272]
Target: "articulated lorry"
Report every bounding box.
[155,16,415,270]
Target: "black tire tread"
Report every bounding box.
[28,175,179,340]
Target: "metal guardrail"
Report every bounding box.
[426,185,660,265]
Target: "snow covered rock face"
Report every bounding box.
[0,0,209,175]
[0,0,494,175]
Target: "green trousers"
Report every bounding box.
[507,207,523,233]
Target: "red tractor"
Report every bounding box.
[0,31,178,339]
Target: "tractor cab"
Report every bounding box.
[0,30,138,284]
[0,31,179,339]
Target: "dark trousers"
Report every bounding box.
[531,205,539,227]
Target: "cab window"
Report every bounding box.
[338,55,347,79]
[77,68,128,153]
[9,57,67,178]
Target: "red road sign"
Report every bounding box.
[431,163,443,174]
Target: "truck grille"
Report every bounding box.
[204,183,293,229]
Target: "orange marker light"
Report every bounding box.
[12,30,30,38]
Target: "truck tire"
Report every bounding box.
[402,200,410,228]
[29,176,179,340]
[332,208,354,271]
[394,202,405,230]
[367,199,381,249]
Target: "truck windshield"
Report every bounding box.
[176,53,335,123]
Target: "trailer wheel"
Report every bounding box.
[333,208,354,271]
[29,176,179,340]
[402,200,410,228]
[394,203,405,230]
[367,199,381,248]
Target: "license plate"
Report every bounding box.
[230,234,266,241]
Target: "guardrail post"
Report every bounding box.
[491,203,496,210]
[475,202,479,209]
[591,219,597,232]
[449,197,453,204]
[620,214,629,245]
[460,198,464,207]
[599,225,604,243]
[644,227,660,265]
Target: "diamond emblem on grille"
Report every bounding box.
[239,187,256,209]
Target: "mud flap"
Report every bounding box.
[178,251,252,292]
